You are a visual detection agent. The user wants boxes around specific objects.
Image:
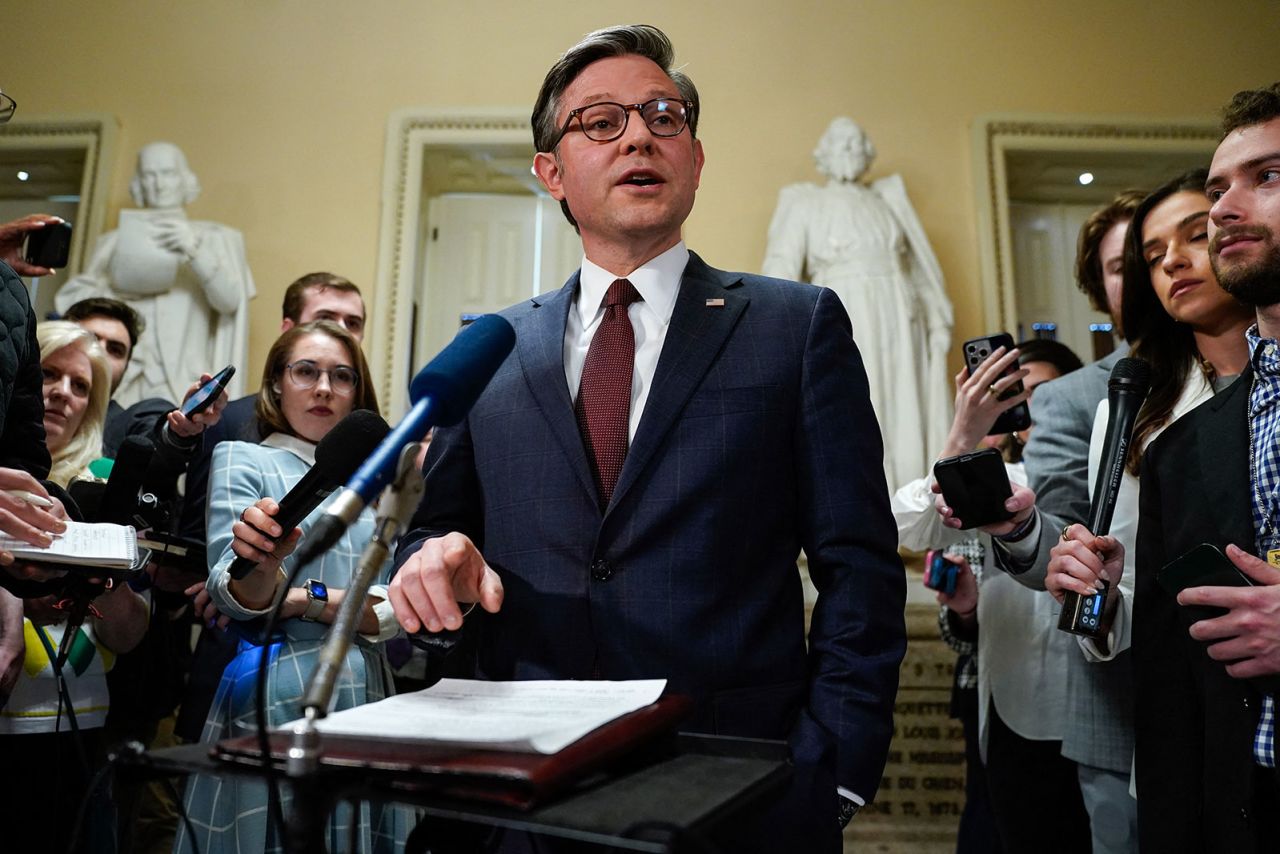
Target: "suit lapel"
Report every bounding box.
[1198,369,1255,549]
[513,275,597,500]
[607,253,747,513]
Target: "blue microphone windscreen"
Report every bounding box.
[409,314,515,425]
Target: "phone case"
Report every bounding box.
[932,448,1014,529]
[962,333,1031,435]
[24,221,73,269]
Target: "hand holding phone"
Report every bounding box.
[181,365,235,418]
[933,448,1014,529]
[962,333,1031,435]
[1160,543,1280,693]
[24,220,72,270]
[925,550,976,616]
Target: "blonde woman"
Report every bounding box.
[0,320,147,854]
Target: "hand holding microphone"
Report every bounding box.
[1057,357,1151,637]
[1048,525,1125,605]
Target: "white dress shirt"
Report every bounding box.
[563,242,687,439]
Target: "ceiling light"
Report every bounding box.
[16,170,29,181]
[1078,172,1094,186]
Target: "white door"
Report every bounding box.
[414,193,579,367]
[1010,202,1114,362]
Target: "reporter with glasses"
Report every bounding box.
[178,320,411,854]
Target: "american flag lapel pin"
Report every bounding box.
[705,298,725,307]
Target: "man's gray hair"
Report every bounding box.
[531,24,700,230]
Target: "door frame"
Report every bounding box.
[0,112,118,296]
[970,113,1219,336]
[371,107,531,415]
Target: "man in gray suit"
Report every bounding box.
[987,191,1144,853]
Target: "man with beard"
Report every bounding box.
[1100,82,1280,853]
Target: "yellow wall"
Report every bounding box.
[6,0,1278,382]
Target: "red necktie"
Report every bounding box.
[575,278,641,506]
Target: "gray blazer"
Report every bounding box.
[995,346,1134,772]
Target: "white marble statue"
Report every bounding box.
[762,117,953,488]
[56,142,254,406]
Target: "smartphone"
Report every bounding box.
[924,549,961,596]
[24,221,73,269]
[963,332,1031,435]
[1158,543,1253,623]
[932,448,1014,529]
[1157,543,1280,694]
[181,364,235,418]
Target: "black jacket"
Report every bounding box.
[1136,366,1279,853]
[0,260,50,479]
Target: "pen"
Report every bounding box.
[3,489,55,509]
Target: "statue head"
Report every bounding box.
[813,118,876,183]
[129,141,201,209]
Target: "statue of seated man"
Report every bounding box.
[56,141,254,406]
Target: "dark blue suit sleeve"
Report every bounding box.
[794,286,906,799]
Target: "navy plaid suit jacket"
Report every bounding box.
[396,251,906,802]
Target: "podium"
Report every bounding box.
[119,733,791,852]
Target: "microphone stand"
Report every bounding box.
[284,443,423,854]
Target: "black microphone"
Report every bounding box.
[96,435,155,525]
[226,409,391,580]
[1059,357,1152,637]
[293,314,515,567]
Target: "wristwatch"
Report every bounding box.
[301,579,328,622]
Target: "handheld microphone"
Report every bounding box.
[94,435,156,525]
[227,409,391,580]
[293,314,515,566]
[1059,357,1152,637]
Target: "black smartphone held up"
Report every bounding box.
[962,332,1031,435]
[180,364,235,418]
[923,549,962,596]
[24,221,73,269]
[932,448,1014,529]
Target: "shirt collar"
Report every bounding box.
[1247,324,1280,378]
[576,241,689,327]
[262,431,317,465]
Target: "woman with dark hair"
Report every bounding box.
[1039,169,1252,852]
[178,320,410,854]
[1048,169,1252,647]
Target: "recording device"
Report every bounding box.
[181,364,235,418]
[923,550,961,595]
[24,220,72,269]
[293,314,515,567]
[932,448,1014,528]
[1058,357,1152,638]
[963,332,1031,435]
[226,409,391,580]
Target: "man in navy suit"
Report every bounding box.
[389,24,905,849]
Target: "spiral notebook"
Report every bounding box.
[0,521,138,568]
